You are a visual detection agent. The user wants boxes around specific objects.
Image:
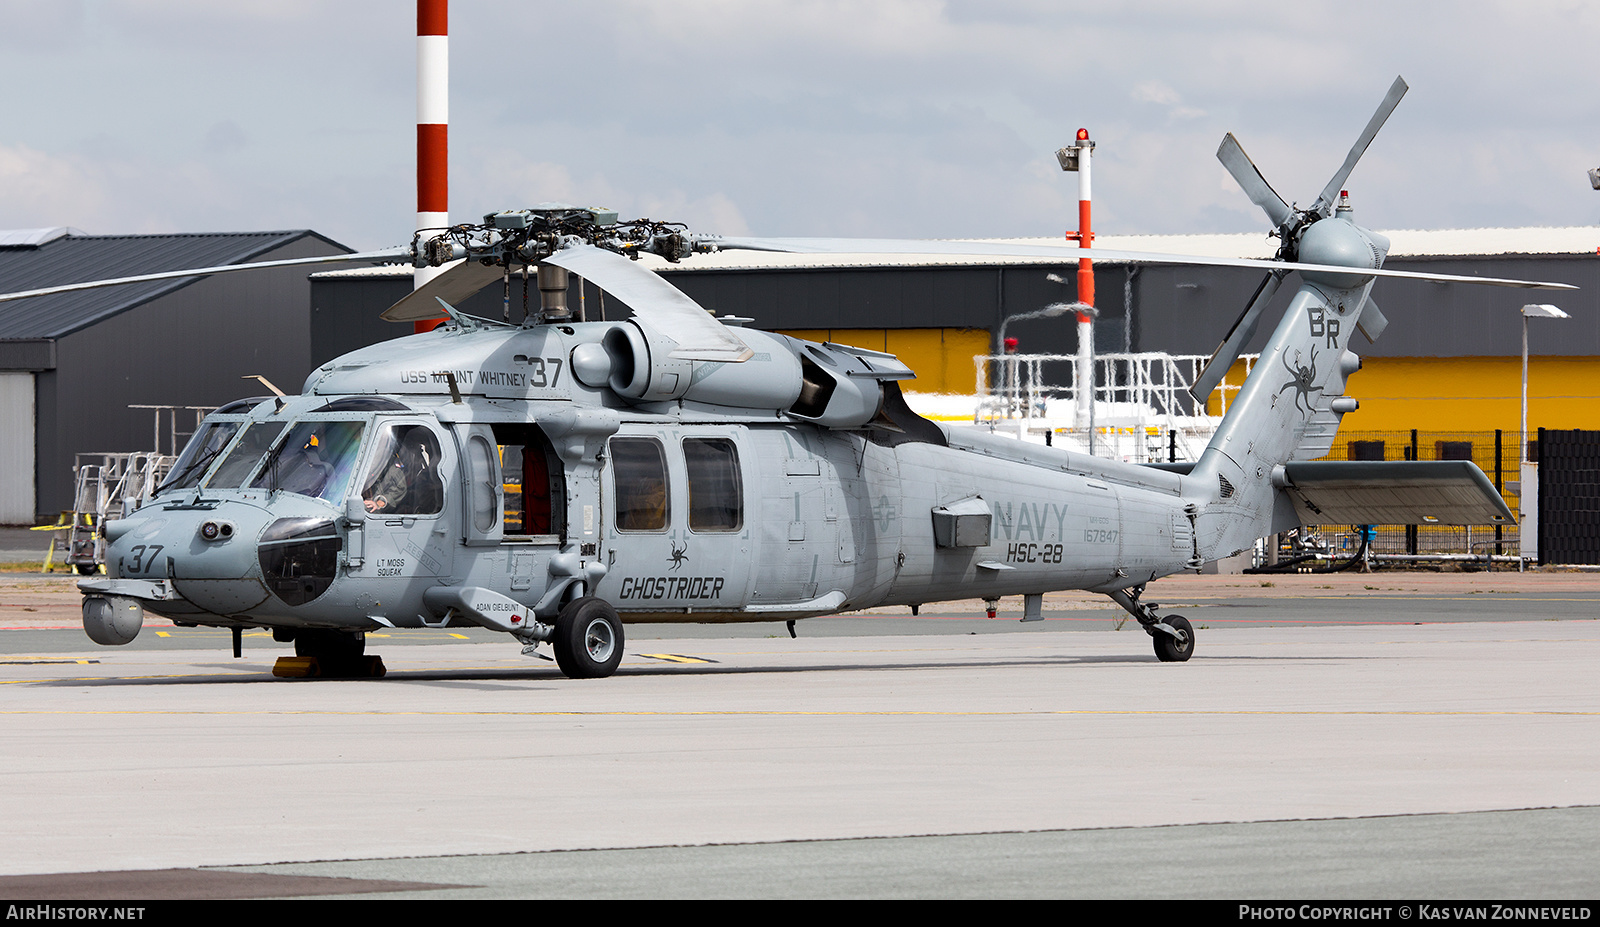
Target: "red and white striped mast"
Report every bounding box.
[415,0,448,329]
[1059,128,1096,432]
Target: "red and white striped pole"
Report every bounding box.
[415,0,448,330]
[1066,128,1095,431]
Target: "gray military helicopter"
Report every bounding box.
[5,77,1573,678]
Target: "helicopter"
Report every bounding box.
[5,77,1573,678]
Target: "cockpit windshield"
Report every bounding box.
[153,421,241,496]
[249,421,366,504]
[194,418,367,506]
[205,422,287,489]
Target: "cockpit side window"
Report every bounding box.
[359,424,445,516]
[611,437,669,532]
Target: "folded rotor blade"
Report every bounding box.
[0,245,412,304]
[380,259,508,322]
[701,237,1576,290]
[1188,271,1286,402]
[1217,134,1294,229]
[542,245,753,363]
[1311,76,1409,217]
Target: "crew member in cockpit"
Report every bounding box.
[279,432,335,498]
[363,427,440,514]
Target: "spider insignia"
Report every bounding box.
[1278,347,1323,416]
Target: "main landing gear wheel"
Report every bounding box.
[553,597,624,679]
[295,628,366,660]
[1152,614,1194,663]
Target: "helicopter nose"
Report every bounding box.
[105,505,277,615]
[258,516,342,606]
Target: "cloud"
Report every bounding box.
[0,143,109,228]
[1131,81,1206,121]
[6,1,1600,248]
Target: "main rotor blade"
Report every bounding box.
[1217,134,1293,229]
[1311,76,1409,217]
[0,245,412,304]
[701,237,1576,290]
[380,259,508,322]
[542,245,753,363]
[1189,271,1286,403]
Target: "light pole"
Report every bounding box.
[997,300,1082,355]
[1521,303,1569,465]
[995,301,1082,418]
[1520,303,1567,572]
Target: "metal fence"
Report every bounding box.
[973,351,1257,462]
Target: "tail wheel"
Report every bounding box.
[553,597,624,679]
[1153,614,1194,663]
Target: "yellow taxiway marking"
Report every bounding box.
[637,653,715,664]
[0,659,98,665]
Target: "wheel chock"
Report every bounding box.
[273,656,319,677]
[271,655,387,679]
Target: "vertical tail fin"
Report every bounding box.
[1188,276,1376,559]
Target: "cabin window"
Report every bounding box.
[358,424,445,516]
[683,438,742,532]
[611,438,669,532]
[465,434,498,533]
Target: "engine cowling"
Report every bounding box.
[590,322,913,429]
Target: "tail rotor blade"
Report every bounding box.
[1311,75,1409,217]
[1188,271,1286,403]
[1217,133,1294,229]
[1356,296,1389,343]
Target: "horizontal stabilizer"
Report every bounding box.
[1276,460,1513,526]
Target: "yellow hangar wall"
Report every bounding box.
[1338,356,1600,433]
[1206,356,1600,435]
[777,328,991,395]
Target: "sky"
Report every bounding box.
[1,0,1598,252]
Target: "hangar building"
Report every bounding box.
[0,228,353,522]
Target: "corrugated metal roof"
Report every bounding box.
[0,231,344,340]
[307,226,1600,280]
[0,227,79,248]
